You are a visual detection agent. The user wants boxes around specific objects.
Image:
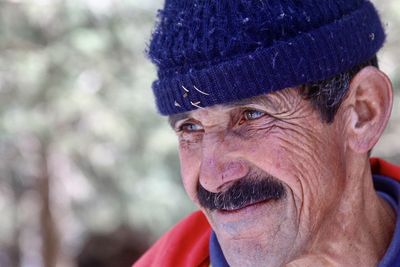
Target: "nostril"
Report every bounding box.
[199,160,247,192]
[222,161,248,181]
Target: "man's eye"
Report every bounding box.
[179,122,204,133]
[243,109,266,121]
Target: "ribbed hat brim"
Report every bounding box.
[153,1,385,115]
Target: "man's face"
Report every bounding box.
[170,87,348,264]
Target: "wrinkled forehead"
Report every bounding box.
[168,88,300,127]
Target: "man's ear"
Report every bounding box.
[344,66,393,153]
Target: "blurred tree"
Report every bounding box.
[76,225,148,267]
[0,0,193,266]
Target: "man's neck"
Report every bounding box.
[287,159,396,266]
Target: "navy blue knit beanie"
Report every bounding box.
[148,0,385,115]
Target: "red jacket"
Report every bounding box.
[134,158,400,267]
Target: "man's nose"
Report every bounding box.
[199,133,248,193]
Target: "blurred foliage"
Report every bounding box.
[0,0,398,266]
[0,0,194,266]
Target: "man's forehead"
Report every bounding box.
[168,91,293,127]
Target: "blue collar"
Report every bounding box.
[210,175,400,267]
[210,231,229,267]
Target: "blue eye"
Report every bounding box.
[243,109,266,121]
[179,122,204,133]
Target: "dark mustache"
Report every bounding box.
[197,174,286,211]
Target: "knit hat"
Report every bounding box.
[148,0,385,115]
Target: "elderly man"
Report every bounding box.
[135,0,400,266]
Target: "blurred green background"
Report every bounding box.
[0,0,398,266]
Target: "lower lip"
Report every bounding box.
[216,199,272,215]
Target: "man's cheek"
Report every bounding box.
[179,149,201,202]
[244,141,308,205]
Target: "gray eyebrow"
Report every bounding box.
[225,94,273,108]
[167,94,279,128]
[168,112,190,128]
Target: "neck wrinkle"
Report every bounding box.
[288,157,396,266]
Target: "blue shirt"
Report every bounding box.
[210,175,400,267]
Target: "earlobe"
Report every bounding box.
[345,66,393,153]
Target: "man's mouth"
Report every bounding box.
[217,198,274,213]
[197,175,286,211]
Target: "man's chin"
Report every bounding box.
[206,198,288,239]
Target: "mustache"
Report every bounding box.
[197,173,286,211]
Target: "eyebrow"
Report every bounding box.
[168,112,191,128]
[225,94,273,108]
[167,94,276,128]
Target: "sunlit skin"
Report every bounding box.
[170,67,395,266]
